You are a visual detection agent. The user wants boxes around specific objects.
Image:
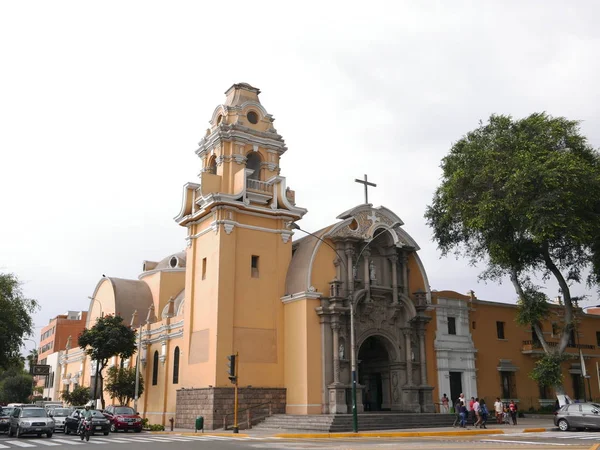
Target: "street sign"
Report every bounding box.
[32,365,50,376]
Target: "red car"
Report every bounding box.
[102,406,142,433]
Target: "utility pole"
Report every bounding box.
[131,310,143,413]
[227,353,239,433]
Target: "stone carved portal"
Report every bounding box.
[319,205,434,414]
[358,336,391,411]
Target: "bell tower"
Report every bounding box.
[174,83,306,393]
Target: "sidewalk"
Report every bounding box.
[159,417,556,439]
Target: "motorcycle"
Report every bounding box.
[79,418,92,442]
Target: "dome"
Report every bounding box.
[154,251,187,270]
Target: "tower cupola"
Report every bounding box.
[175,84,306,234]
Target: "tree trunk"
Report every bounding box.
[541,246,574,354]
[510,267,566,394]
[510,268,551,353]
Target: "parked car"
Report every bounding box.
[64,409,110,436]
[8,406,54,438]
[0,407,14,434]
[555,402,600,431]
[47,407,72,432]
[102,406,142,433]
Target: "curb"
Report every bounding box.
[523,428,548,433]
[179,432,249,437]
[589,445,600,450]
[275,429,505,439]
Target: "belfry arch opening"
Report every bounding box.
[246,152,262,181]
[358,335,393,412]
[207,155,217,175]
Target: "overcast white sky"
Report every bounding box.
[2,1,599,349]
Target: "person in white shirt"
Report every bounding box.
[473,398,481,427]
[494,397,504,424]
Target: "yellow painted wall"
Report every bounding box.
[407,254,426,295]
[283,298,322,414]
[309,237,337,295]
[471,300,600,410]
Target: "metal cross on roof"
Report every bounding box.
[355,174,377,204]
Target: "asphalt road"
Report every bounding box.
[0,430,598,450]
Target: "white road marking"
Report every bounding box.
[3,442,36,448]
[0,445,10,449]
[481,439,571,446]
[32,441,61,446]
[49,438,84,445]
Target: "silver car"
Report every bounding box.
[47,408,72,432]
[8,406,55,438]
[554,402,600,431]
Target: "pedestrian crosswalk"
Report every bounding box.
[0,435,269,448]
[482,430,600,442]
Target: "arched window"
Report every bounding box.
[152,351,159,386]
[246,152,262,181]
[173,347,180,384]
[207,156,217,175]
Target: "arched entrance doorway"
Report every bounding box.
[358,335,392,411]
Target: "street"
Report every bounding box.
[0,430,598,450]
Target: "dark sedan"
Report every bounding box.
[0,408,13,434]
[64,409,110,436]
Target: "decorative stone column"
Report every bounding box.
[381,372,391,410]
[328,322,348,413]
[363,249,371,302]
[403,328,413,386]
[345,247,354,297]
[400,327,420,412]
[389,254,399,304]
[332,322,341,384]
[418,327,427,386]
[401,253,409,295]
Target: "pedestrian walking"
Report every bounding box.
[468,396,475,425]
[473,397,481,428]
[459,402,468,428]
[453,394,465,427]
[479,399,488,429]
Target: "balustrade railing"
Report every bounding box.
[247,179,273,193]
[522,340,595,350]
[222,402,273,431]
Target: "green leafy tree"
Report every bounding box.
[0,370,34,403]
[61,385,91,406]
[78,315,137,407]
[425,113,600,393]
[0,273,39,369]
[105,366,144,406]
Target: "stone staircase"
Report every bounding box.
[254,413,456,432]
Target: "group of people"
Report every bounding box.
[440,393,519,428]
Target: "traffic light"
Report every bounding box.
[227,354,237,383]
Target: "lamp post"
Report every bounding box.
[23,338,38,401]
[131,310,144,413]
[88,296,103,408]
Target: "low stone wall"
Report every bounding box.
[175,387,286,430]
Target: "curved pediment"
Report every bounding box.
[326,205,419,250]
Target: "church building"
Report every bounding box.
[58,83,441,429]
